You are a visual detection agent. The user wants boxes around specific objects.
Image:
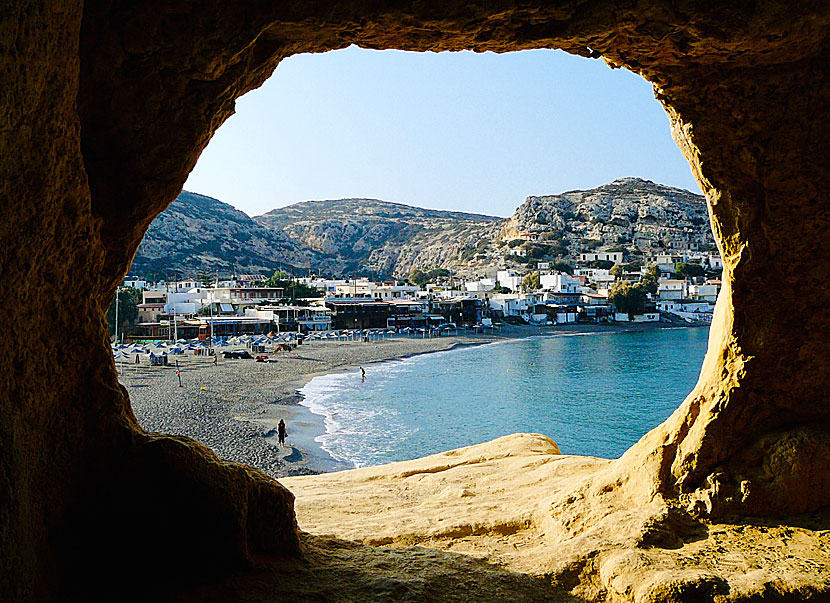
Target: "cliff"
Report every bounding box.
[501,178,714,251]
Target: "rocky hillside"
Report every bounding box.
[129,191,335,277]
[255,199,500,278]
[130,179,714,279]
[500,178,713,251]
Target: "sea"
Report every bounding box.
[299,327,710,468]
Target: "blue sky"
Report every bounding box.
[184,46,700,218]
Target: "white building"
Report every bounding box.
[496,270,523,293]
[656,299,715,322]
[688,281,721,302]
[575,268,616,292]
[300,278,349,296]
[705,254,723,270]
[488,293,537,318]
[164,291,202,315]
[658,279,687,300]
[122,276,147,289]
[579,251,623,264]
[173,279,200,292]
[649,254,684,273]
[333,279,375,298]
[465,278,496,292]
[372,283,420,300]
[540,272,581,293]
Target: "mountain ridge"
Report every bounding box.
[129,179,714,279]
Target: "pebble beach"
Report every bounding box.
[122,322,702,479]
[123,329,523,477]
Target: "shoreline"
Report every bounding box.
[123,321,707,478]
[256,320,707,473]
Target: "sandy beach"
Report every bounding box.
[123,322,704,478]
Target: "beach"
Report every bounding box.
[123,322,705,478]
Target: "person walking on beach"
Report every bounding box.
[278,419,287,447]
[360,366,366,382]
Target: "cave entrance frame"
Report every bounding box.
[4,3,830,599]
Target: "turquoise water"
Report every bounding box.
[300,328,709,468]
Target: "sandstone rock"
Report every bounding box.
[3,1,830,600]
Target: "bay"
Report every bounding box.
[300,327,710,468]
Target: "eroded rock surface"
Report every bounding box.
[2,1,829,600]
[284,435,830,601]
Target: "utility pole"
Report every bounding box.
[114,287,119,343]
[166,280,171,341]
[171,275,178,342]
[208,270,217,351]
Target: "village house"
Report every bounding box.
[122,276,147,289]
[539,272,581,293]
[496,270,523,292]
[333,279,375,298]
[656,299,715,323]
[372,283,420,300]
[687,280,721,302]
[136,301,165,323]
[575,267,616,292]
[648,253,685,273]
[658,279,687,300]
[464,278,496,292]
[579,250,624,264]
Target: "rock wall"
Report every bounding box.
[1,0,828,599]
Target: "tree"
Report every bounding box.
[195,268,215,287]
[409,267,453,288]
[639,263,660,296]
[550,261,574,274]
[106,287,140,337]
[676,262,705,278]
[265,270,321,300]
[610,263,624,277]
[522,272,541,292]
[608,281,647,316]
[409,268,429,288]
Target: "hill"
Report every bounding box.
[129,191,334,278]
[129,180,714,279]
[254,199,500,278]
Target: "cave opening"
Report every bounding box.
[120,45,716,481]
